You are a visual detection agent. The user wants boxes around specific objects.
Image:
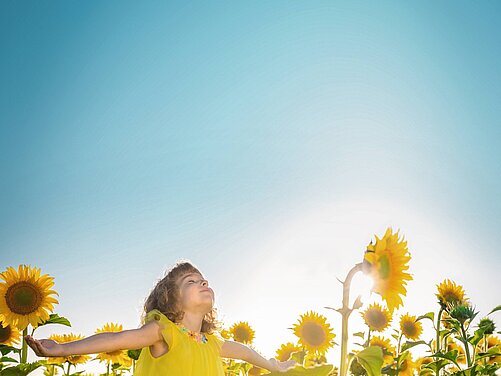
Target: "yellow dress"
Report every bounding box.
[134,309,225,376]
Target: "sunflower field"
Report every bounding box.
[1,228,499,376]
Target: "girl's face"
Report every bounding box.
[177,272,214,313]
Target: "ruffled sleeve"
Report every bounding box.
[144,309,176,349]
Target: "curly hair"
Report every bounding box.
[143,260,219,334]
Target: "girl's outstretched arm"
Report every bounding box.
[24,321,164,358]
[221,340,296,373]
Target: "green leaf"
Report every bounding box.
[476,346,501,361]
[0,358,17,364]
[416,312,435,323]
[35,314,71,328]
[127,348,142,360]
[265,364,333,376]
[422,359,450,374]
[470,328,486,347]
[396,351,409,367]
[401,340,427,352]
[487,305,501,316]
[353,332,366,339]
[290,350,306,365]
[381,364,396,376]
[0,361,45,376]
[0,346,20,356]
[429,350,460,368]
[354,346,384,376]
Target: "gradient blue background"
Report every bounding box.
[1,1,500,372]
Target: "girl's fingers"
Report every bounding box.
[31,338,44,356]
[36,341,47,356]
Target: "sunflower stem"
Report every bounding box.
[338,262,364,376]
[483,334,487,366]
[65,362,71,376]
[107,362,110,376]
[459,323,472,367]
[435,307,443,353]
[435,307,443,376]
[395,332,403,376]
[21,327,28,363]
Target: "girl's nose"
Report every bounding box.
[201,280,208,287]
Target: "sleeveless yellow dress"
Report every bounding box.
[133,309,225,376]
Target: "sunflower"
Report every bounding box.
[46,333,91,365]
[398,353,416,376]
[95,323,132,366]
[446,340,466,364]
[399,314,422,340]
[0,320,21,346]
[276,342,302,362]
[363,228,412,311]
[436,280,467,308]
[228,321,255,344]
[476,336,501,365]
[0,265,59,330]
[440,311,454,330]
[361,303,392,332]
[369,336,395,366]
[416,356,434,376]
[292,311,335,355]
[304,353,327,367]
[220,328,231,340]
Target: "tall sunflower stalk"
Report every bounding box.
[328,228,412,376]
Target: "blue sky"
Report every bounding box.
[1,1,500,373]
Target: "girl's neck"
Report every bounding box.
[179,312,204,333]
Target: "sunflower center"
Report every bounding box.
[366,310,387,330]
[301,322,326,347]
[5,281,43,315]
[377,255,391,279]
[402,321,417,337]
[107,350,123,356]
[234,327,250,343]
[0,325,12,343]
[441,291,462,304]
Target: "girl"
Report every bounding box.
[25,260,296,375]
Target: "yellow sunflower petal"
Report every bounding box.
[292,311,336,356]
[399,314,422,340]
[436,279,468,307]
[0,265,59,330]
[363,228,412,311]
[276,342,302,362]
[361,303,392,332]
[0,321,21,346]
[229,321,255,344]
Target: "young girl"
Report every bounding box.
[25,260,296,375]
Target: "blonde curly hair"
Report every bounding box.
[143,260,219,334]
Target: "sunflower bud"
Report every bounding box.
[478,318,496,335]
[448,303,477,325]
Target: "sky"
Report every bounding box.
[1,1,500,374]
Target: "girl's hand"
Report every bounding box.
[267,358,297,372]
[24,335,65,357]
